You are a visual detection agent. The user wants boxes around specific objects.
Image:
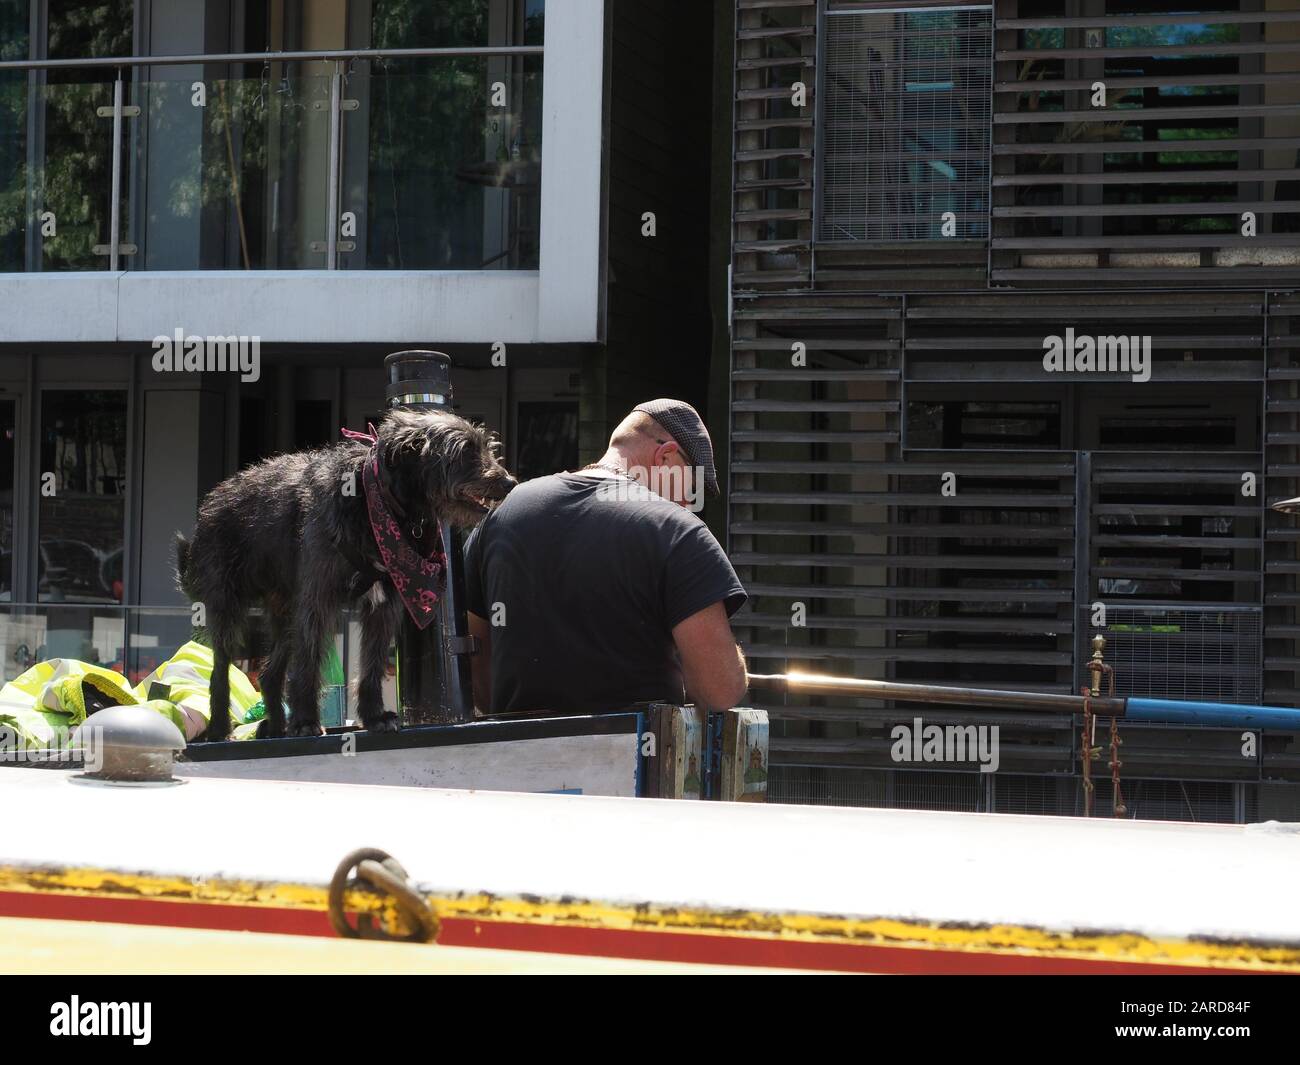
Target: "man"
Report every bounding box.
[465,399,747,715]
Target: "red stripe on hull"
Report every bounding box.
[437,917,1254,975]
[0,891,1262,974]
[0,889,333,937]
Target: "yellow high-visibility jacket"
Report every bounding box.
[0,642,261,749]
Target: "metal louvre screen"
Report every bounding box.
[990,4,1300,286]
[769,766,890,808]
[770,767,1270,823]
[770,766,986,811]
[819,5,992,241]
[1091,605,1263,705]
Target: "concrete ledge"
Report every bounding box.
[117,270,545,344]
[0,270,557,344]
[0,273,120,342]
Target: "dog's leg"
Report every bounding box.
[256,612,293,739]
[205,623,239,742]
[356,586,401,732]
[286,589,331,738]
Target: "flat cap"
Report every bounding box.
[634,398,719,497]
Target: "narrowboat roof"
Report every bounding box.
[2,766,1298,948]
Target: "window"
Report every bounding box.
[514,400,577,482]
[0,1,545,272]
[907,398,1062,449]
[38,391,127,603]
[1,1,132,271]
[0,400,15,599]
[346,0,544,270]
[819,5,992,242]
[0,0,28,272]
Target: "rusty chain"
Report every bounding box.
[1108,712,1126,817]
[1080,687,1099,817]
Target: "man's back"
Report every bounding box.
[464,472,746,714]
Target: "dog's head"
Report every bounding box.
[377,409,516,529]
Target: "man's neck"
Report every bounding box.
[583,450,638,479]
[583,452,668,498]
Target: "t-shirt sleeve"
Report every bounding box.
[662,519,748,630]
[463,524,486,618]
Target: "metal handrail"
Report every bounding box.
[748,670,1300,730]
[748,671,1129,717]
[0,46,543,71]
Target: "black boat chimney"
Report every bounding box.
[385,350,475,724]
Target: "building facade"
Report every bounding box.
[728,0,1300,820]
[0,0,714,705]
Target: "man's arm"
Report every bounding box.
[672,601,747,711]
[468,611,492,714]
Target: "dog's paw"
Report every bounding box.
[254,718,286,740]
[360,712,401,734]
[286,715,326,738]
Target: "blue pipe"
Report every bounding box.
[1126,697,1300,730]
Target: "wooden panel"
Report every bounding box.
[716,708,770,802]
[645,704,704,800]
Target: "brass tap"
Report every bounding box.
[1088,634,1107,697]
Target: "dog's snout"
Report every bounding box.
[498,472,518,495]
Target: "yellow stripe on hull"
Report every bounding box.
[3,862,1297,973]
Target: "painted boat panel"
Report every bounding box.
[2,767,1297,971]
[175,730,639,796]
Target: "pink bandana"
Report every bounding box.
[342,425,447,629]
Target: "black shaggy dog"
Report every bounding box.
[176,409,516,740]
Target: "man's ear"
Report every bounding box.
[652,440,680,467]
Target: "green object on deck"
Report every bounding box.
[243,646,347,727]
[322,645,345,687]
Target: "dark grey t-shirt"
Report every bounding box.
[464,472,747,714]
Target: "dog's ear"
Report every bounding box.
[379,410,435,466]
[378,411,473,511]
[382,414,456,467]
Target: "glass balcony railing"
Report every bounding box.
[0,46,543,273]
[0,603,385,726]
[0,72,118,271]
[135,70,333,271]
[341,60,542,270]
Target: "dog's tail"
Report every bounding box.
[174,533,197,600]
[174,534,211,647]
